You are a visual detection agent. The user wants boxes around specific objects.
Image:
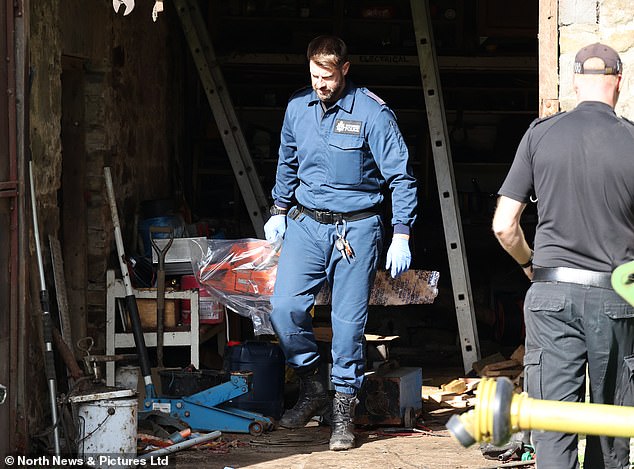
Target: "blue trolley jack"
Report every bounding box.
[140,371,273,435]
[104,167,272,436]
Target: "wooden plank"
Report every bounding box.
[482,368,523,378]
[510,344,526,364]
[49,236,73,349]
[472,352,506,375]
[481,359,522,373]
[61,61,88,355]
[422,385,442,398]
[441,378,467,394]
[539,0,559,117]
[313,326,333,342]
[313,327,401,344]
[315,269,439,306]
[224,53,538,71]
[424,390,460,404]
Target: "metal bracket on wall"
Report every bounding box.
[174,0,268,238]
[411,0,480,373]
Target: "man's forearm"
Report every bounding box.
[492,196,533,272]
[494,224,532,266]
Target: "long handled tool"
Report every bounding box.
[150,226,174,368]
[29,161,61,455]
[104,167,156,398]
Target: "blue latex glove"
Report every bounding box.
[386,236,411,278]
[264,214,287,242]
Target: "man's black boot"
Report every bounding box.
[329,391,357,451]
[279,367,329,429]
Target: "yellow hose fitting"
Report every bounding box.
[447,377,515,447]
[447,376,634,448]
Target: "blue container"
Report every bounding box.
[223,341,285,420]
[138,215,184,257]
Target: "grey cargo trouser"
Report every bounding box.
[524,281,634,469]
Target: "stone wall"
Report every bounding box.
[559,0,634,116]
[29,0,184,353]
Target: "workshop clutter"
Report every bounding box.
[138,215,186,258]
[137,198,186,258]
[180,274,224,324]
[189,238,282,335]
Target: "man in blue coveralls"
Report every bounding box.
[264,35,418,451]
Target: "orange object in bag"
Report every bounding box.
[198,239,279,298]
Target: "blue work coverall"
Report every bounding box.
[270,82,418,394]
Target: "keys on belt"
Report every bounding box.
[335,220,355,263]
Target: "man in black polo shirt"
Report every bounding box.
[492,43,634,469]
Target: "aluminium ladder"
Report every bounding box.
[411,0,481,373]
[174,0,269,238]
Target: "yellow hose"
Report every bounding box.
[448,377,634,447]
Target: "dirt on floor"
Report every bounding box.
[164,410,535,469]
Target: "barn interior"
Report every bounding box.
[1,0,546,460]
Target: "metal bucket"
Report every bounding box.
[70,389,137,468]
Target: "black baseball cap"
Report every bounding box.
[574,43,622,75]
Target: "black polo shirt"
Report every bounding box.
[499,101,634,271]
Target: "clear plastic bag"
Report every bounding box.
[188,238,281,335]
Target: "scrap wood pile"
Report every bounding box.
[422,345,525,411]
[422,377,480,410]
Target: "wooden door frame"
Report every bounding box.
[539,0,559,117]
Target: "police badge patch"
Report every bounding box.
[334,119,362,135]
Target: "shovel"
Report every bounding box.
[150,226,174,368]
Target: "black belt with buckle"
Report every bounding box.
[532,267,613,289]
[297,204,380,224]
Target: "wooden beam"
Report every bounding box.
[539,0,559,117]
[224,52,538,71]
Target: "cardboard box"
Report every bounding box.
[135,292,180,329]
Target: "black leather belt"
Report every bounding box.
[297,204,380,224]
[532,267,613,289]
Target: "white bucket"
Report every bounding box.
[75,397,137,468]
